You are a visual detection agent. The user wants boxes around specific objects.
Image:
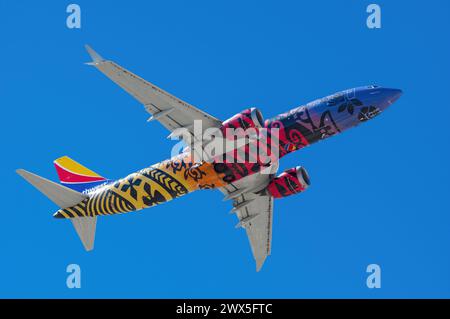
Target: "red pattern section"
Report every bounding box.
[266,120,310,158]
[220,108,260,140]
[212,108,312,184]
[54,164,106,183]
[266,168,307,198]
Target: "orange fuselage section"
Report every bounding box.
[55,153,226,218]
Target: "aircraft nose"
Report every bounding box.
[384,88,403,105]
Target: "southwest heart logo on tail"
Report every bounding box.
[54,156,108,192]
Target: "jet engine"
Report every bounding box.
[221,108,264,135]
[204,108,264,165]
[266,166,311,198]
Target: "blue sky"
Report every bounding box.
[1,0,450,298]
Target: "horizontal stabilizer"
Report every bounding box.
[16,169,87,208]
[17,169,96,251]
[71,217,96,251]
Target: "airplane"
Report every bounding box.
[16,45,402,271]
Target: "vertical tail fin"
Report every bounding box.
[54,156,107,192]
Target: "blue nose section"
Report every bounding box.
[364,87,402,110]
[383,88,403,105]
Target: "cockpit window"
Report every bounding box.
[368,85,379,89]
[326,93,345,106]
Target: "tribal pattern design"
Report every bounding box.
[55,154,227,218]
[53,85,401,219]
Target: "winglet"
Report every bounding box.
[85,45,105,65]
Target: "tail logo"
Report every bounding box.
[54,156,107,192]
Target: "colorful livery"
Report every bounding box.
[17,46,402,271]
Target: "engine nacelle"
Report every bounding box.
[220,108,264,138]
[266,166,311,198]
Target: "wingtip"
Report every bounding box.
[84,245,95,252]
[16,168,26,176]
[85,44,104,63]
[16,168,33,178]
[255,258,266,272]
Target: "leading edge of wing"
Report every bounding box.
[83,44,222,127]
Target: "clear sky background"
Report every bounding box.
[1,0,450,298]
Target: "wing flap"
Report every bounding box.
[238,193,273,271]
[220,167,277,272]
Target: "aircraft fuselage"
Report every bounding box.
[54,85,402,218]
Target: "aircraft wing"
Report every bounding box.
[84,45,223,143]
[220,166,277,271]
